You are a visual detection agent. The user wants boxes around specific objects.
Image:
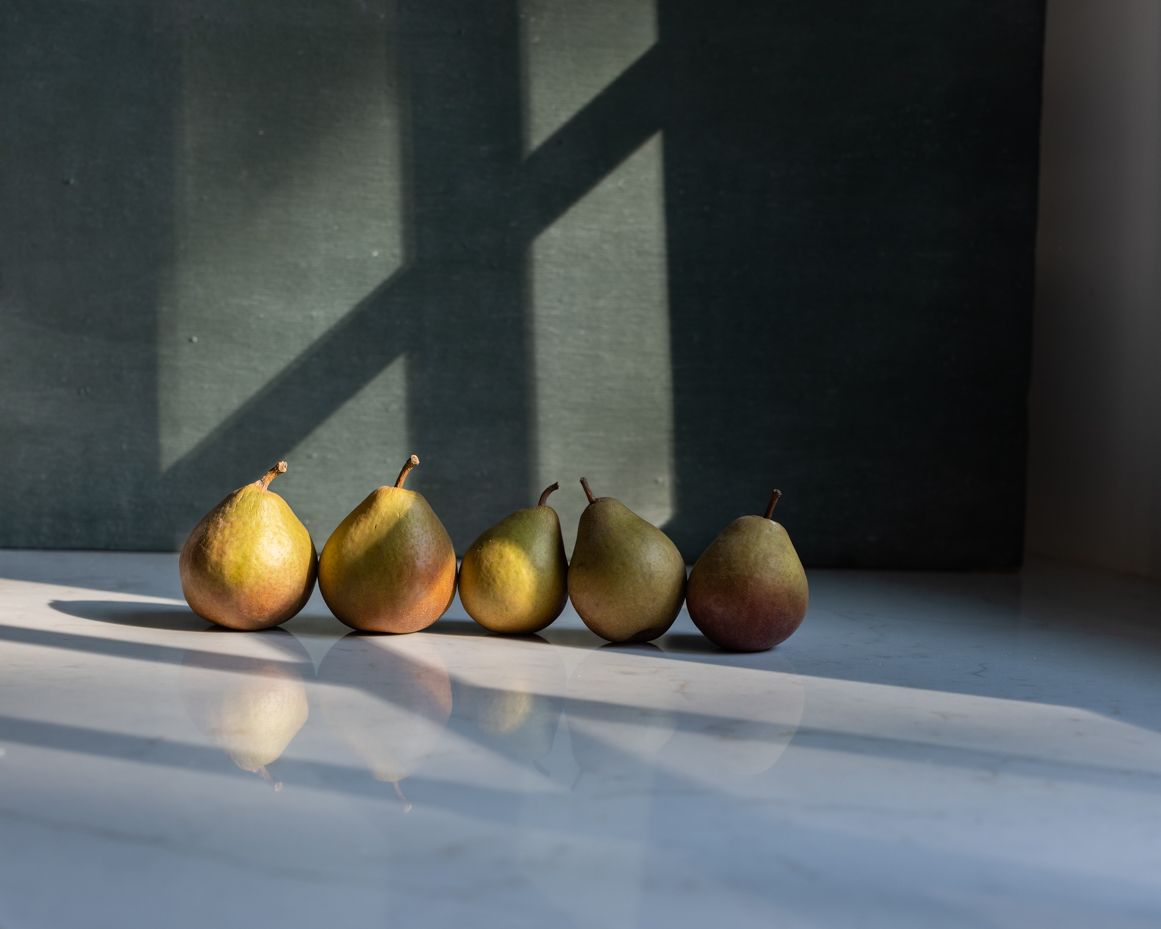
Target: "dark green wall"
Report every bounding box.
[0,0,1045,567]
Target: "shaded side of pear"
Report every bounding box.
[180,462,318,631]
[459,483,569,634]
[318,456,456,633]
[567,478,686,643]
[687,491,808,652]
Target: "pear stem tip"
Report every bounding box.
[258,462,287,490]
[395,454,420,488]
[764,489,782,520]
[538,482,560,506]
[580,477,597,505]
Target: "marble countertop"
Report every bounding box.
[0,551,1159,928]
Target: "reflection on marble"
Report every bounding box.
[178,628,312,789]
[1,552,1161,927]
[317,633,452,811]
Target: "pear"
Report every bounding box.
[687,490,808,652]
[459,482,569,634]
[567,477,686,643]
[179,462,317,631]
[317,633,452,810]
[178,627,312,789]
[318,455,456,633]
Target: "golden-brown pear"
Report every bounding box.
[179,462,317,631]
[459,482,569,634]
[687,489,808,651]
[318,455,456,633]
[567,478,686,643]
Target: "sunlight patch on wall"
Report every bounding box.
[529,133,675,555]
[519,0,657,153]
[158,5,404,474]
[277,354,409,549]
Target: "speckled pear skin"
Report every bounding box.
[567,481,686,643]
[318,460,456,633]
[459,486,569,634]
[687,514,808,652]
[179,463,318,631]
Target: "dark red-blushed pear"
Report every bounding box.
[318,455,456,633]
[687,490,808,652]
[179,462,318,631]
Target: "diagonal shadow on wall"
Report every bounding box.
[158,1,667,550]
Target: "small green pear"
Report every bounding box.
[459,482,569,634]
[318,455,456,633]
[567,477,686,643]
[179,462,318,631]
[687,489,808,652]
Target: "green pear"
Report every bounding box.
[318,455,456,634]
[567,477,686,643]
[180,462,317,631]
[687,490,808,651]
[179,627,312,789]
[459,482,569,634]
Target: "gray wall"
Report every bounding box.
[1027,0,1161,580]
[1,0,1044,565]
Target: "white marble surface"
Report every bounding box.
[1,552,1160,928]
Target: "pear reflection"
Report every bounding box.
[453,635,566,771]
[659,658,804,783]
[565,643,679,777]
[178,627,312,789]
[316,633,452,811]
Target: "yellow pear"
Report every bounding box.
[687,490,809,651]
[567,477,686,643]
[459,482,569,634]
[318,455,456,633]
[179,462,317,631]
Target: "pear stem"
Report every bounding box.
[393,780,412,813]
[538,482,560,506]
[580,477,597,505]
[258,462,287,490]
[394,454,420,489]
[764,489,782,520]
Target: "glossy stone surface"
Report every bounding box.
[0,552,1159,927]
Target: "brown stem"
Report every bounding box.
[258,462,287,490]
[394,454,420,488]
[580,477,597,505]
[538,482,560,506]
[254,765,283,791]
[764,489,782,520]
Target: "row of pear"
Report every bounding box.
[179,455,809,652]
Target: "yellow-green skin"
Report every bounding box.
[687,516,808,652]
[180,483,317,631]
[318,486,456,633]
[459,505,568,634]
[568,497,686,643]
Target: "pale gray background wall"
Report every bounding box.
[1028,0,1161,579]
[0,0,1045,565]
